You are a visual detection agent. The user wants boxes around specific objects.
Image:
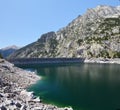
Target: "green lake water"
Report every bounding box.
[21,63,120,110]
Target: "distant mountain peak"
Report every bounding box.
[1,45,20,50]
[0,45,20,58]
[96,5,114,8]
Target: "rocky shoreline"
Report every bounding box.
[84,58,120,64]
[0,59,73,110]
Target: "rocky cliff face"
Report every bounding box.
[9,5,120,59]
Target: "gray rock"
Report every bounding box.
[16,102,22,108]
[1,106,7,110]
[20,105,27,110]
[0,94,4,98]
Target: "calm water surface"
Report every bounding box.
[21,63,120,110]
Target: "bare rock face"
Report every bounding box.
[9,5,120,59]
[38,31,57,43]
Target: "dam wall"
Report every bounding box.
[8,58,85,66]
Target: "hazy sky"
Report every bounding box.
[0,0,119,48]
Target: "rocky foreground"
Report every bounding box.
[0,59,73,110]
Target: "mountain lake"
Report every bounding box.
[19,63,120,110]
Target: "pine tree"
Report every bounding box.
[0,53,3,59]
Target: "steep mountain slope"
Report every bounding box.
[9,5,120,59]
[0,45,19,58]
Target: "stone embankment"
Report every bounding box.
[0,59,73,110]
[84,58,120,64]
[8,58,120,66]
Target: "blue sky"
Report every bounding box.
[0,0,119,48]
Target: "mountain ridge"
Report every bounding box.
[9,5,120,59]
[0,45,20,58]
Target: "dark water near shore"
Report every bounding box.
[21,63,120,110]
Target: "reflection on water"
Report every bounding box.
[25,64,120,110]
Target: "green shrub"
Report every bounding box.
[87,51,93,57]
[77,39,83,45]
[113,51,120,58]
[100,50,110,58]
